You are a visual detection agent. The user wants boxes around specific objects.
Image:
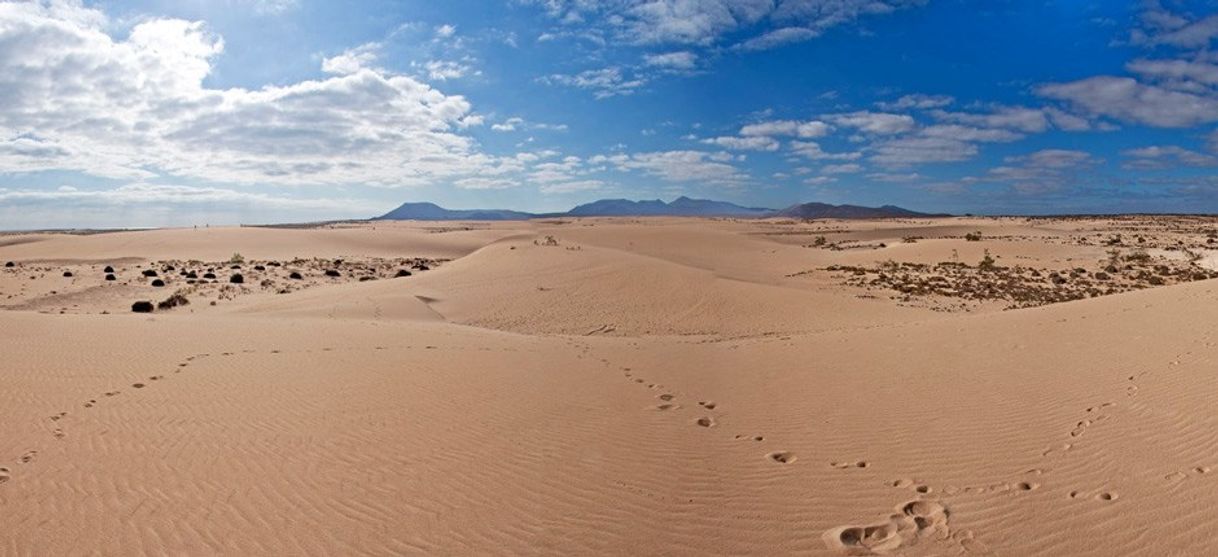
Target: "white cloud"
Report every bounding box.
[919,124,1023,143]
[425,59,476,81]
[803,176,836,185]
[593,150,746,184]
[701,136,780,151]
[1126,57,1218,88]
[643,51,697,69]
[322,43,380,75]
[929,106,1049,133]
[821,163,862,174]
[539,180,604,193]
[0,183,377,229]
[523,0,925,50]
[0,2,512,189]
[1122,145,1218,169]
[876,94,954,110]
[453,177,519,190]
[789,141,861,161]
[1037,76,1218,128]
[824,111,916,134]
[871,137,978,166]
[435,24,457,38]
[740,119,832,138]
[539,67,645,98]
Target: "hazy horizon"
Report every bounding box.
[2,0,1217,229]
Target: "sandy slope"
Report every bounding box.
[3,217,1218,555]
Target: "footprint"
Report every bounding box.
[695,417,715,428]
[0,467,9,484]
[955,530,996,555]
[49,412,67,421]
[767,451,796,464]
[823,500,949,554]
[83,399,96,408]
[149,375,163,381]
[1096,491,1118,502]
[698,401,717,410]
[655,403,679,411]
[132,383,145,389]
[831,461,869,469]
[658,394,675,401]
[1016,482,1039,491]
[104,391,120,397]
[19,451,36,464]
[53,428,64,439]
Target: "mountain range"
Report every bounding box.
[374,197,943,221]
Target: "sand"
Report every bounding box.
[3,216,1218,555]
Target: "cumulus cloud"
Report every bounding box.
[592,150,746,184]
[701,136,780,151]
[876,94,954,110]
[870,137,977,166]
[1037,76,1218,128]
[539,67,646,98]
[788,141,861,161]
[740,120,832,138]
[522,0,925,50]
[821,163,862,174]
[929,106,1049,133]
[1122,145,1218,169]
[824,111,916,134]
[0,1,513,190]
[643,50,698,69]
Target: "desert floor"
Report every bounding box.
[3,216,1218,555]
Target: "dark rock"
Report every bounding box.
[4,261,14,267]
[289,271,303,280]
[63,271,73,277]
[359,276,376,282]
[254,265,265,271]
[142,269,158,277]
[230,273,244,284]
[325,269,341,277]
[395,269,413,278]
[103,265,114,273]
[151,279,165,287]
[131,301,154,313]
[186,271,198,279]
[105,274,117,281]
[203,272,216,280]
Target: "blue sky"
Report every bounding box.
[1,0,1217,228]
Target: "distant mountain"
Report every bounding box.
[375,202,534,221]
[375,198,942,221]
[566,196,772,217]
[774,202,944,219]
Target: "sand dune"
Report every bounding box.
[4,216,1218,554]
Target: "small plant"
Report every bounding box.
[534,235,560,247]
[878,259,900,272]
[978,249,996,270]
[157,291,190,310]
[229,252,245,264]
[813,235,827,247]
[964,231,983,242]
[1125,249,1151,263]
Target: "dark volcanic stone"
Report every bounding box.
[230,273,244,284]
[289,271,303,280]
[103,265,114,273]
[105,274,117,281]
[324,269,340,277]
[63,271,74,277]
[395,269,413,278]
[131,301,154,313]
[151,279,165,287]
